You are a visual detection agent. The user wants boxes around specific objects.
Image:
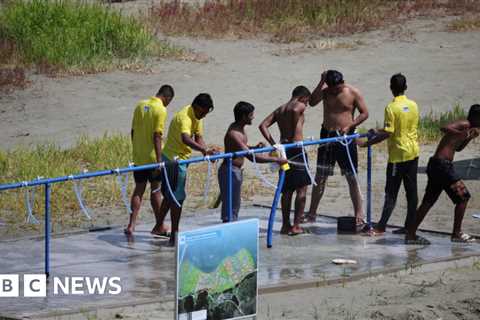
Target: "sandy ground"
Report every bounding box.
[67,257,480,320]
[1,2,480,319]
[1,17,480,149]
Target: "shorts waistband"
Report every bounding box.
[429,157,453,165]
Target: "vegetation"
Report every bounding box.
[449,15,480,31]
[0,103,470,237]
[418,104,467,142]
[0,134,269,237]
[151,0,480,42]
[0,0,181,74]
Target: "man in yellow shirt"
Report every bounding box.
[155,93,216,245]
[125,85,174,235]
[359,74,419,234]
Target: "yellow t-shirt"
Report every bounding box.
[162,105,203,160]
[384,95,420,163]
[131,97,167,165]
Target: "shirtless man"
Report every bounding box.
[259,86,312,235]
[218,101,287,222]
[307,70,369,225]
[406,104,480,244]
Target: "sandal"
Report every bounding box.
[451,233,476,243]
[392,227,406,235]
[405,235,431,245]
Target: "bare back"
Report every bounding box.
[322,84,357,131]
[274,100,306,142]
[434,120,472,161]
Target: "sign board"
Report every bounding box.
[176,219,259,320]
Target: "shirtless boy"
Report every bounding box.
[406,104,480,244]
[218,101,287,222]
[259,86,312,235]
[307,70,369,225]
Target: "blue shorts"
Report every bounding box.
[160,154,188,205]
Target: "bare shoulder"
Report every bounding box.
[293,101,306,113]
[457,120,471,129]
[344,84,362,96]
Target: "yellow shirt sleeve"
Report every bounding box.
[152,106,166,134]
[178,113,193,135]
[384,106,395,134]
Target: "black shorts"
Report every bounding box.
[316,127,358,176]
[133,168,162,184]
[423,157,470,205]
[281,147,312,193]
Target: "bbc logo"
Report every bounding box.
[0,274,46,297]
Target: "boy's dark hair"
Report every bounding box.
[325,70,344,87]
[291,85,311,98]
[390,73,407,94]
[234,101,255,122]
[157,85,174,98]
[468,104,480,127]
[192,93,214,111]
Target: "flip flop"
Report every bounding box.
[151,230,171,238]
[451,233,476,243]
[288,229,306,236]
[392,227,406,235]
[405,235,431,245]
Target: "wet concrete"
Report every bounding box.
[1,206,480,319]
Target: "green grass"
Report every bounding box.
[0,134,133,236]
[418,104,467,142]
[0,105,467,237]
[0,0,181,73]
[0,131,272,238]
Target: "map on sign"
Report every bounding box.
[176,219,258,320]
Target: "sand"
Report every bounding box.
[1,2,480,319]
[1,17,480,150]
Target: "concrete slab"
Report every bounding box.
[1,206,480,319]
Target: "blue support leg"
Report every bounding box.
[267,169,286,248]
[367,145,372,230]
[226,157,233,222]
[45,183,51,278]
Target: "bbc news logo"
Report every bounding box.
[0,274,122,297]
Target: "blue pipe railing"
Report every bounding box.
[0,133,371,276]
[267,169,286,248]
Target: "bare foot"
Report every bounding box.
[124,225,134,235]
[300,214,316,223]
[288,225,304,236]
[280,225,291,235]
[367,227,385,236]
[356,216,366,226]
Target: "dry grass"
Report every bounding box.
[449,14,480,31]
[150,0,480,42]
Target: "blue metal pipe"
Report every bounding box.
[367,144,373,230]
[267,169,286,248]
[226,157,233,222]
[45,183,51,278]
[0,134,367,191]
